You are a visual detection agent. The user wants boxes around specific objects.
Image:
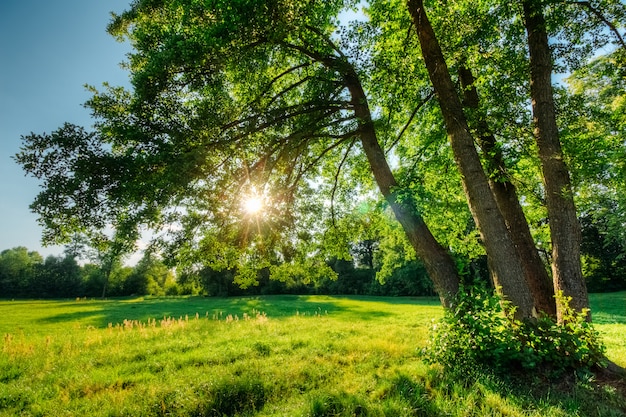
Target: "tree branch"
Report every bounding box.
[221,99,351,134]
[262,75,314,109]
[569,1,626,50]
[232,107,358,185]
[246,62,312,108]
[386,90,435,153]
[304,25,347,59]
[280,41,347,75]
[330,137,358,227]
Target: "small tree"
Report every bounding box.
[126,253,176,296]
[0,247,43,297]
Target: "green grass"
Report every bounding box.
[0,293,624,416]
[590,291,626,369]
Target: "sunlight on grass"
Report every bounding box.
[0,293,624,416]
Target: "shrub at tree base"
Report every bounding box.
[421,284,607,378]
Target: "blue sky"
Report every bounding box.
[0,0,131,258]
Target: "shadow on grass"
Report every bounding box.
[14,291,625,332]
[31,295,441,329]
[589,291,626,324]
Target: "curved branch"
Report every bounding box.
[569,1,626,50]
[386,90,435,153]
[251,62,312,105]
[236,106,358,191]
[280,41,347,74]
[304,24,347,59]
[278,125,358,189]
[222,99,351,134]
[263,75,314,109]
[330,137,358,227]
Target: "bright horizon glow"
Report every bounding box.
[243,196,263,215]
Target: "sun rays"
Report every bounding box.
[243,196,263,215]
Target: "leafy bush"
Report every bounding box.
[516,292,607,372]
[421,283,607,378]
[421,283,522,373]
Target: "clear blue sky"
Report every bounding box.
[0,0,131,258]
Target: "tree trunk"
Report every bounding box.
[458,64,557,318]
[101,264,110,299]
[279,41,461,307]
[342,66,461,307]
[407,0,535,319]
[522,0,590,321]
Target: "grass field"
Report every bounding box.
[1,293,625,416]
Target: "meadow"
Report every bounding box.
[1,293,625,416]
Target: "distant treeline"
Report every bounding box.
[185,258,441,298]
[0,246,442,298]
[2,214,625,300]
[0,247,176,299]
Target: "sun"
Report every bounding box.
[243,196,263,215]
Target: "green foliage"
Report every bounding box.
[422,284,608,378]
[422,282,522,373]
[371,261,435,297]
[560,50,626,293]
[580,213,626,292]
[517,292,607,373]
[0,247,42,296]
[32,255,83,298]
[0,246,180,299]
[0,239,446,299]
[124,253,175,296]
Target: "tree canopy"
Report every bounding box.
[15,0,626,320]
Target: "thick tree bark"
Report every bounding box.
[407,0,535,319]
[458,64,557,318]
[342,67,460,307]
[522,0,590,321]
